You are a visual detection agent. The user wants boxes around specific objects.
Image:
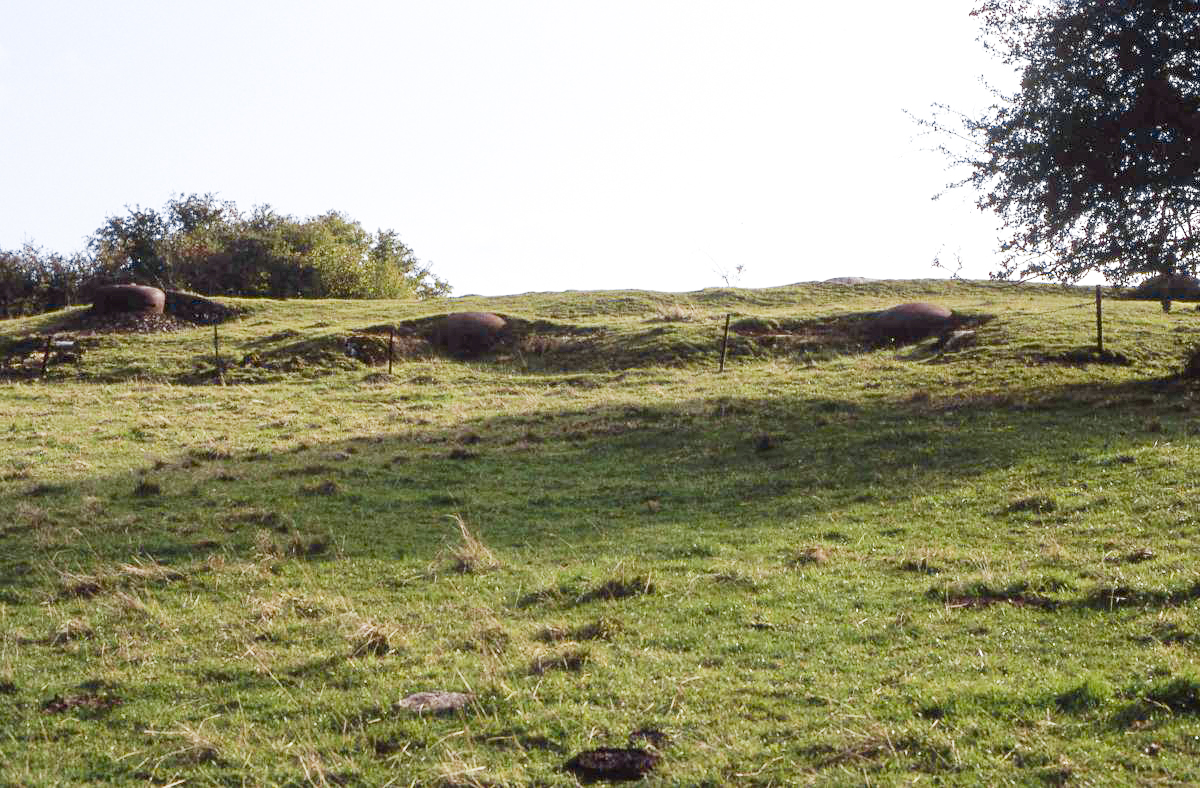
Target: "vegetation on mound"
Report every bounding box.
[2,279,1200,783]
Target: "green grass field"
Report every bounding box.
[2,279,1200,785]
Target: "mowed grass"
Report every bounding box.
[2,279,1200,785]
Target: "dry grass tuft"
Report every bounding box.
[254,591,329,622]
[301,479,341,496]
[536,617,622,643]
[648,303,698,322]
[146,722,221,765]
[435,748,490,787]
[707,568,766,591]
[224,507,292,532]
[119,559,183,584]
[14,502,52,529]
[115,589,149,611]
[50,618,94,645]
[253,529,282,560]
[460,612,510,656]
[58,571,104,598]
[296,747,357,787]
[441,514,500,574]
[790,546,830,566]
[529,646,590,675]
[350,622,393,657]
[55,559,181,600]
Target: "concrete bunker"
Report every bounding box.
[91,284,166,315]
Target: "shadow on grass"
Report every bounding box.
[0,374,1196,585]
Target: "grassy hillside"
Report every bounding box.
[2,279,1200,785]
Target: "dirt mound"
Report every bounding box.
[1130,273,1200,301]
[46,290,239,336]
[867,302,954,344]
[430,312,508,357]
[824,276,879,285]
[733,309,991,354]
[54,310,188,336]
[359,315,600,362]
[164,290,241,325]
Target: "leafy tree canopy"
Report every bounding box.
[925,0,1200,284]
[91,194,450,299]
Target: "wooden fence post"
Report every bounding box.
[719,313,731,373]
[40,335,52,378]
[213,324,225,385]
[1095,285,1103,353]
[388,326,395,375]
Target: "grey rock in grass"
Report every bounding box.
[396,691,474,714]
[869,302,953,345]
[430,312,507,357]
[824,276,879,285]
[92,284,166,315]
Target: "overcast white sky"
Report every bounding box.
[1,1,1020,296]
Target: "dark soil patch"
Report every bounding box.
[529,649,589,675]
[565,747,660,782]
[42,692,123,714]
[628,729,669,749]
[577,575,655,604]
[928,582,1059,610]
[1040,347,1131,366]
[359,315,601,364]
[1183,346,1200,379]
[1005,496,1058,514]
[731,310,993,354]
[536,618,622,643]
[1149,678,1200,712]
[1124,548,1156,563]
[301,480,340,496]
[163,291,242,325]
[940,593,1058,610]
[899,558,941,575]
[224,508,292,532]
[60,576,104,598]
[132,479,162,498]
[1083,582,1200,609]
[59,310,185,335]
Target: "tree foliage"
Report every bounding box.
[0,246,91,319]
[927,0,1200,283]
[90,194,450,299]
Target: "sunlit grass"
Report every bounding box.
[1,280,1199,783]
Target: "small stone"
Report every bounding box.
[396,691,474,714]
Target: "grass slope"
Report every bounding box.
[2,280,1200,785]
